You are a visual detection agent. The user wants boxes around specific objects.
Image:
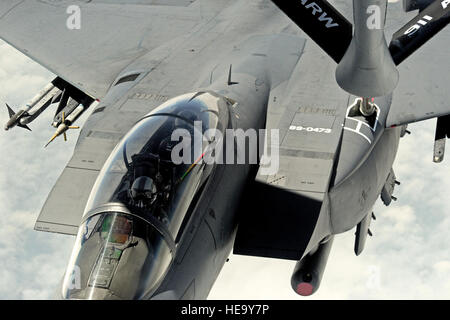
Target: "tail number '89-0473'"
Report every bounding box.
[289,125,332,133]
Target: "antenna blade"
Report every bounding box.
[227,65,239,86]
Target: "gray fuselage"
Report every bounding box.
[61,0,402,299]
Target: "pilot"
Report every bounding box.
[129,175,170,224]
[129,176,157,207]
[129,149,173,217]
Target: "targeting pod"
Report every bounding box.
[291,236,334,296]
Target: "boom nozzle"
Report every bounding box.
[359,97,376,116]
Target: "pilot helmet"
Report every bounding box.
[130,176,157,201]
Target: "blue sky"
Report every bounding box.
[0,34,449,299]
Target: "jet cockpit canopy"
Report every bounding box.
[62,91,229,299]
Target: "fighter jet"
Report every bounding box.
[0,0,448,299]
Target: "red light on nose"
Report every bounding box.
[296,283,314,296]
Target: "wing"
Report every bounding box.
[386,27,450,126]
[385,1,450,127]
[35,132,122,234]
[0,0,228,98]
[0,0,230,234]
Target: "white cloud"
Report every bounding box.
[380,205,417,233]
[434,261,450,273]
